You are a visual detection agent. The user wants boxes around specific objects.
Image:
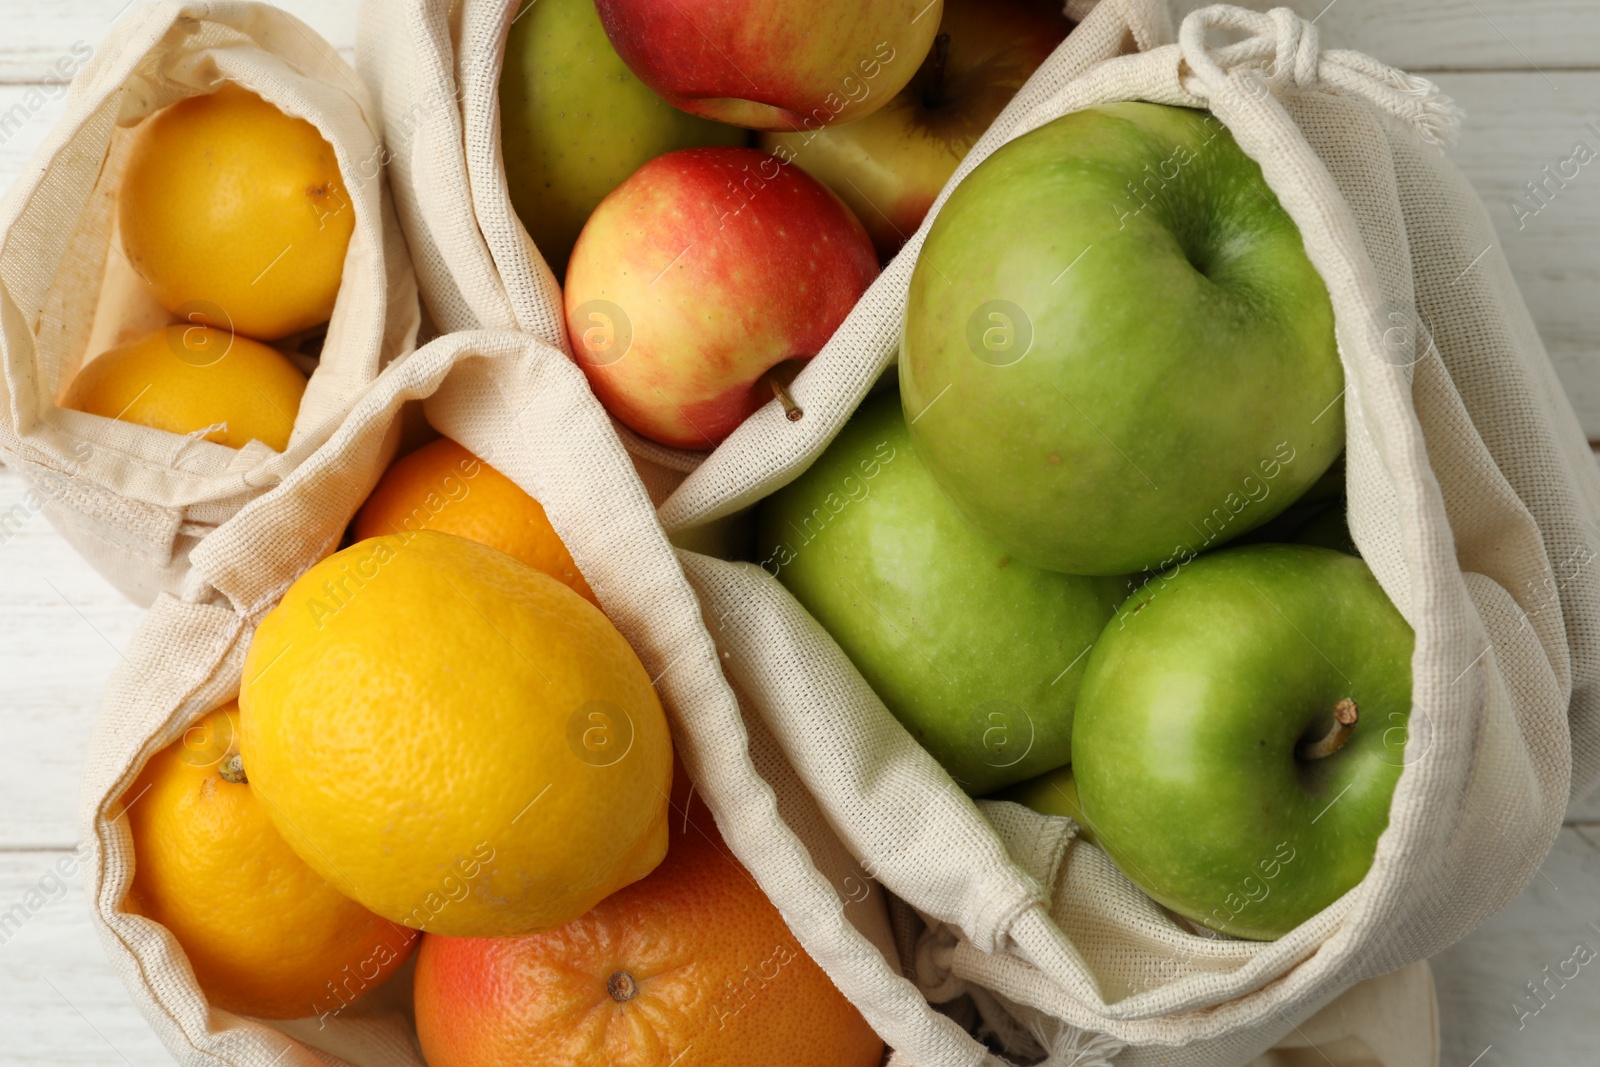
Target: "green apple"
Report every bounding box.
[994,763,1099,848]
[1072,544,1413,940]
[756,390,1125,794]
[498,0,745,278]
[759,0,1071,260]
[901,102,1343,576]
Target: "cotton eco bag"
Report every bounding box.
[77,328,936,1066]
[662,3,1600,1065]
[353,0,1172,506]
[0,1,420,606]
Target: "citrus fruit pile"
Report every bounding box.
[120,433,881,1065]
[72,43,900,1059]
[63,83,354,452]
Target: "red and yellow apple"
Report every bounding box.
[593,0,945,131]
[762,0,1071,259]
[564,146,878,449]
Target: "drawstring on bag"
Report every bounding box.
[1176,5,1463,146]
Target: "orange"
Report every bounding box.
[120,704,416,1020]
[62,324,306,451]
[413,777,884,1067]
[119,82,354,340]
[239,530,672,938]
[353,437,599,606]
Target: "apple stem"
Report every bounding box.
[921,33,952,110]
[1298,698,1359,761]
[767,372,804,422]
[218,753,248,784]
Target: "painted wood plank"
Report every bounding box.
[0,467,144,850]
[0,849,173,1064]
[1434,827,1600,1067]
[0,75,70,180]
[1168,0,1600,72]
[0,0,359,83]
[1436,71,1600,441]
[0,1,1594,83]
[1566,782,1600,824]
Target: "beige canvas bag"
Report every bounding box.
[661,1,1600,1065]
[76,328,935,1066]
[0,1,420,606]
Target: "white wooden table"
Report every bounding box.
[0,1,1596,1063]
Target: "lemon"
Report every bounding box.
[119,83,353,341]
[122,704,416,1019]
[239,530,672,937]
[61,325,306,450]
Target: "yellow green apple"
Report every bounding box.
[761,0,1070,259]
[499,0,745,277]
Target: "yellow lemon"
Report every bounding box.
[238,530,672,938]
[121,704,417,1020]
[61,325,306,450]
[119,83,354,340]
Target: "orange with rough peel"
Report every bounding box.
[120,704,416,1020]
[413,780,884,1067]
[353,437,599,606]
[119,83,354,340]
[62,325,306,451]
[239,530,672,938]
